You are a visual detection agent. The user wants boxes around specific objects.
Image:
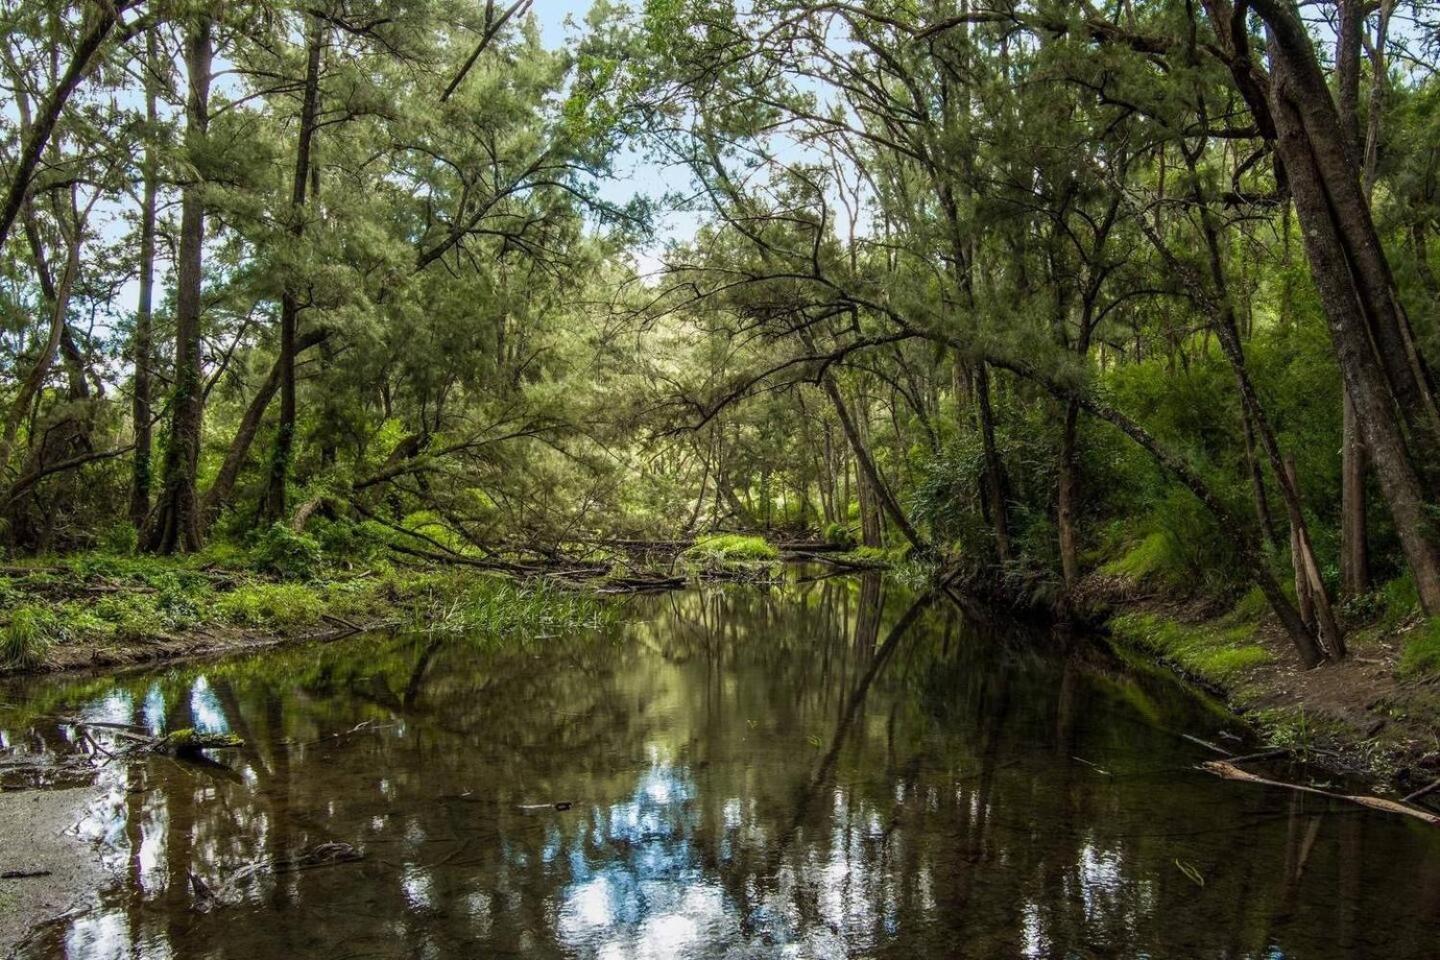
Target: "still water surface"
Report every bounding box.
[3,575,1439,959]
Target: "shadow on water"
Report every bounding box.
[2,572,1439,959]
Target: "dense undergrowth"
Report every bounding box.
[0,526,615,671]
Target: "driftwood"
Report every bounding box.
[1199,760,1440,826]
[1403,778,1440,804]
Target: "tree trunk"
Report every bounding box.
[261,18,324,523]
[819,374,924,552]
[129,27,158,530]
[1340,388,1370,597]
[144,15,212,555]
[1269,77,1440,614]
[1242,406,1280,549]
[1248,4,1440,468]
[1057,397,1081,590]
[0,227,78,474]
[974,362,1010,564]
[201,328,331,527]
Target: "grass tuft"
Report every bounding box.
[683,534,779,564]
[1,605,59,668]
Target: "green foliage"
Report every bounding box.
[1,605,58,668]
[214,583,325,628]
[397,572,612,635]
[683,534,779,563]
[311,519,390,568]
[250,523,323,581]
[99,523,139,555]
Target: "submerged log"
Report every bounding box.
[150,728,244,758]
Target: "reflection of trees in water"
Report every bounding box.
[8,585,1440,959]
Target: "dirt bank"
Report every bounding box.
[1097,580,1440,799]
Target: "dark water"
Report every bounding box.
[3,576,1439,959]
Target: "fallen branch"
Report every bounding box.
[1200,760,1440,826]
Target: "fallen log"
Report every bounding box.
[1199,760,1440,826]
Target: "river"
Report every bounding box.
[2,574,1438,958]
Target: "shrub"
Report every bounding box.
[312,518,389,567]
[250,523,323,580]
[98,522,139,555]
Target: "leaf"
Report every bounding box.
[1174,858,1205,888]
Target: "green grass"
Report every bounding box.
[0,605,59,669]
[1399,617,1440,680]
[397,572,612,635]
[1110,612,1274,685]
[682,534,780,564]
[215,583,326,628]
[1100,531,1177,585]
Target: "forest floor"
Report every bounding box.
[1094,575,1440,797]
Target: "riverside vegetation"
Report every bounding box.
[3,1,1440,786]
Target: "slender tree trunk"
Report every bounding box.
[1057,397,1081,589]
[1340,390,1370,597]
[261,18,324,522]
[201,328,330,527]
[819,374,924,552]
[974,362,1010,564]
[1184,163,1345,658]
[1334,0,1390,600]
[144,15,212,554]
[1242,406,1280,549]
[129,28,158,530]
[0,228,78,474]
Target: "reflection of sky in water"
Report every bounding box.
[6,588,1440,960]
[558,751,730,957]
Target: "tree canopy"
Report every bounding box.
[3,0,1440,666]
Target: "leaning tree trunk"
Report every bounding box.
[1340,391,1370,597]
[1247,1,1440,469]
[1269,73,1440,614]
[0,209,81,476]
[145,16,211,555]
[201,328,330,528]
[0,3,131,251]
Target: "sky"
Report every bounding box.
[529,0,704,276]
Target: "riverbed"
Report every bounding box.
[2,575,1438,958]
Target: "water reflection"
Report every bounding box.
[3,574,1439,959]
